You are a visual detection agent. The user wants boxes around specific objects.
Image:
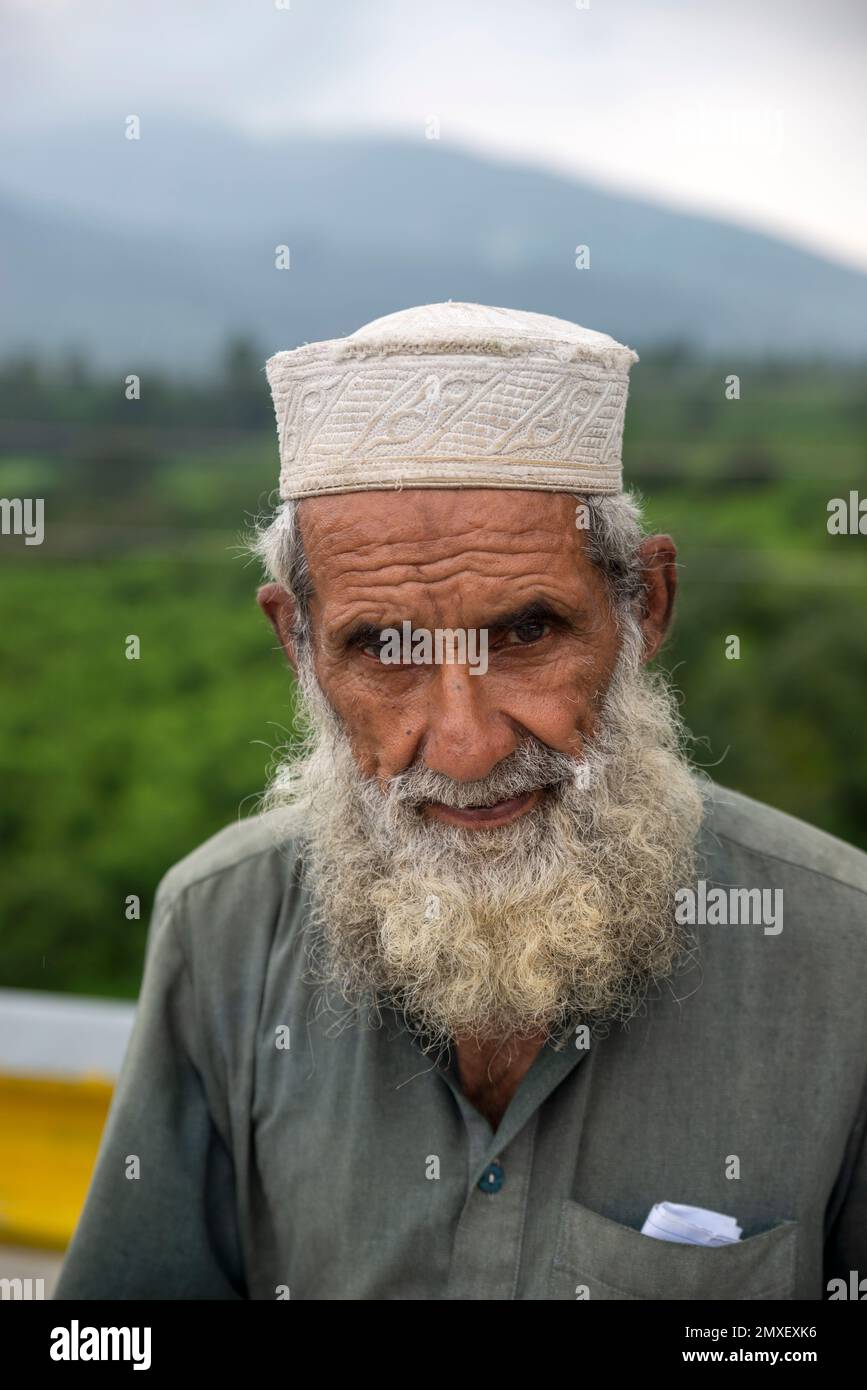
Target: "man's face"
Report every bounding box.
[257,487,698,1048]
[264,489,674,824]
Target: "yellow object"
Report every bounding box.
[0,1073,113,1249]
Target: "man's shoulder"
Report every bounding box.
[147,814,309,1052]
[701,779,867,898]
[155,810,303,914]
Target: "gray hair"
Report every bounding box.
[250,490,650,651]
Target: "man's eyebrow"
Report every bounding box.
[340,620,395,648]
[339,597,583,639]
[338,601,582,646]
[483,600,577,632]
[339,618,437,648]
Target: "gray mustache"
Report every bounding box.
[384,740,583,810]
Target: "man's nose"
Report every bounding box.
[420,665,517,782]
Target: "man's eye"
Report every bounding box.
[508,620,549,645]
[361,641,386,659]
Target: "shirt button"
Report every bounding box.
[478,1160,504,1194]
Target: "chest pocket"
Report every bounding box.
[549,1199,799,1300]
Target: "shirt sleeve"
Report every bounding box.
[53,880,247,1300]
[824,1069,867,1296]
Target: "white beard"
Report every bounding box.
[262,619,706,1053]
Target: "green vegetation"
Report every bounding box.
[1,342,865,996]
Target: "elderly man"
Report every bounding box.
[56,302,867,1301]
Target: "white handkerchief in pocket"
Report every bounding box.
[641,1201,743,1247]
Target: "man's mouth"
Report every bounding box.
[422,788,543,828]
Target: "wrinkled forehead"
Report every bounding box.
[294,489,605,631]
[296,489,602,626]
[299,488,591,576]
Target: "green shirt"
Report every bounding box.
[55,782,867,1301]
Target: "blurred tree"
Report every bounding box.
[66,435,163,505]
[220,335,269,429]
[720,445,781,487]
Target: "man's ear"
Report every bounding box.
[257,583,299,674]
[636,535,678,663]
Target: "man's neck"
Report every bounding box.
[452,1032,547,1130]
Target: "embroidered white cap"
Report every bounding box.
[265,301,638,499]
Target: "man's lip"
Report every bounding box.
[422,789,542,828]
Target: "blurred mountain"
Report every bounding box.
[2,116,867,373]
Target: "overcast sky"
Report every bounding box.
[4,0,866,271]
